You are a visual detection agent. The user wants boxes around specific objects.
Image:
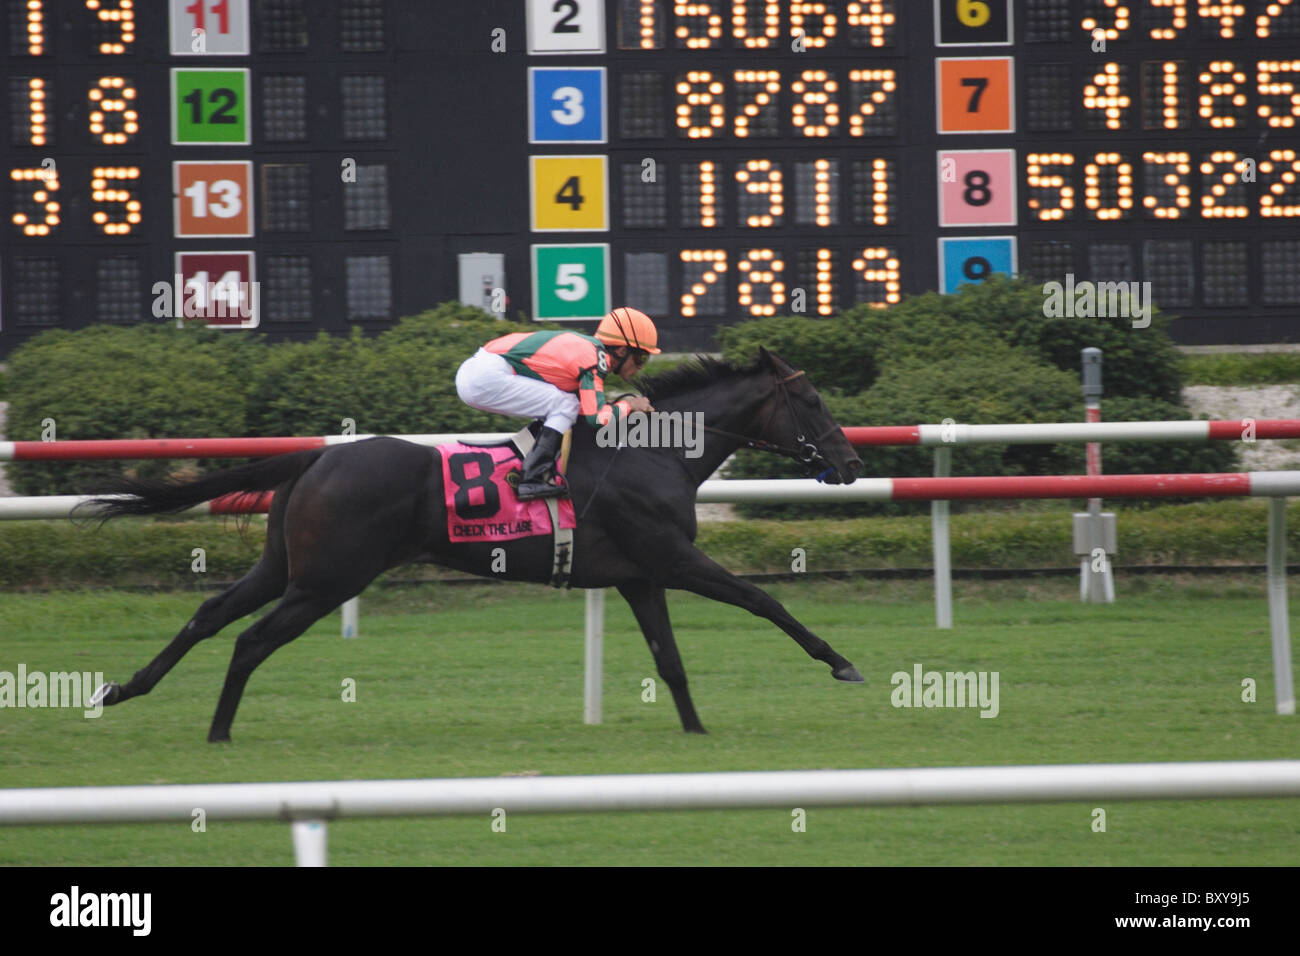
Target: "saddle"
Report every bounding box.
[441,424,575,588]
[458,421,572,490]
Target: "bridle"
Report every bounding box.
[701,368,843,478]
[583,363,844,521]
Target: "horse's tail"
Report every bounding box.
[75,448,329,522]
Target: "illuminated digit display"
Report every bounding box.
[3,0,1299,354]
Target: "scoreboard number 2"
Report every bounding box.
[526,0,605,54]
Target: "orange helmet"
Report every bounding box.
[596,307,662,354]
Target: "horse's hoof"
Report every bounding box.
[207,731,231,743]
[832,665,865,683]
[89,681,121,706]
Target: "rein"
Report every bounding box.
[579,364,839,515]
[700,369,837,473]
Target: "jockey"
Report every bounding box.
[455,307,662,500]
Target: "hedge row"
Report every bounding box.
[4,302,659,497]
[716,276,1235,515]
[1,501,1292,589]
[4,280,1240,503]
[1181,352,1300,386]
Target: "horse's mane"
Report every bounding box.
[634,355,762,402]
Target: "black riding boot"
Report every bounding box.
[515,426,567,500]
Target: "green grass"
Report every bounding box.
[1181,352,1300,387]
[1,578,1297,866]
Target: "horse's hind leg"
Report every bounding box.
[206,584,343,742]
[96,557,287,707]
[617,580,706,734]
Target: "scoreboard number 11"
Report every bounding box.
[169,0,252,56]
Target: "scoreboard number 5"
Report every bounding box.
[527,0,605,54]
[532,244,610,320]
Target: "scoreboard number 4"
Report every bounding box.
[530,155,608,231]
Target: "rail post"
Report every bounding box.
[1267,497,1296,715]
[1078,348,1115,603]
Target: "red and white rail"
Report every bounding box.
[2,418,1298,461]
[840,419,1300,446]
[6,472,1299,520]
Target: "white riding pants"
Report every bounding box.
[455,348,580,434]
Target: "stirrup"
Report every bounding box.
[516,473,568,500]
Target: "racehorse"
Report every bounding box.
[82,348,865,741]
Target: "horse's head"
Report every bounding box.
[753,348,862,485]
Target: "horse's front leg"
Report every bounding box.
[661,547,864,683]
[616,579,707,733]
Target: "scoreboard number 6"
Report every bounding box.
[957,1,990,27]
[935,0,1011,47]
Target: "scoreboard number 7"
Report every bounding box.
[936,57,1014,134]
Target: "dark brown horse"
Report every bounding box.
[83,349,864,741]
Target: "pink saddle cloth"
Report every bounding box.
[439,441,575,542]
